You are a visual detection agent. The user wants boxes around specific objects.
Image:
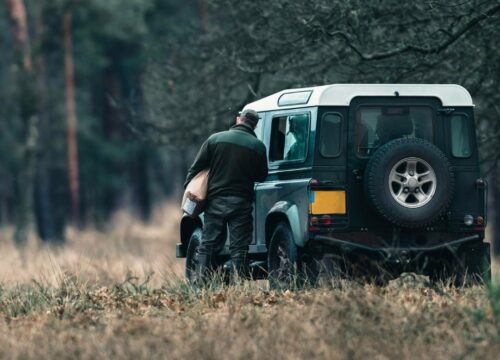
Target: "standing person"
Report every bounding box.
[184,109,268,282]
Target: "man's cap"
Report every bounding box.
[240,109,260,126]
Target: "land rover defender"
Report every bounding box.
[177,84,491,286]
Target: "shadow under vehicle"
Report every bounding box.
[177,84,491,287]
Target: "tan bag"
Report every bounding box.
[182,169,209,217]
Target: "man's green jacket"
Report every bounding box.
[185,123,268,200]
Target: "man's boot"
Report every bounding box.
[193,253,211,286]
[230,252,249,283]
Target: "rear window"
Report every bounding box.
[355,106,433,156]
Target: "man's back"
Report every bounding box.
[185,123,268,200]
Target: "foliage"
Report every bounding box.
[0,0,195,236]
[2,0,500,240]
[142,0,500,168]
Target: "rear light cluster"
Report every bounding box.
[310,215,334,226]
[463,214,485,231]
[309,215,336,233]
[475,178,486,189]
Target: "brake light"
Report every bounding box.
[321,215,333,226]
[309,179,319,187]
[309,215,333,226]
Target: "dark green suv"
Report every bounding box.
[177,84,491,286]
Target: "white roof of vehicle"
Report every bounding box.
[243,84,474,112]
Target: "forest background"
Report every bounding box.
[1,0,500,255]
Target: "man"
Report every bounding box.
[184,109,268,281]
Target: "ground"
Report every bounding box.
[0,203,499,359]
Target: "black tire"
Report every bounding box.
[185,228,202,282]
[267,222,318,289]
[364,138,454,228]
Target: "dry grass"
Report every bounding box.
[0,203,183,287]
[0,203,499,359]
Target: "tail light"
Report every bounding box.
[309,215,333,226]
[309,178,320,187]
[320,215,333,226]
[475,178,486,189]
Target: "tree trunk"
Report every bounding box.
[6,0,38,246]
[490,169,500,257]
[5,0,31,71]
[198,0,209,33]
[33,1,63,242]
[63,12,80,224]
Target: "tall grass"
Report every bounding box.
[0,203,498,359]
[0,203,183,287]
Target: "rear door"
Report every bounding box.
[346,97,442,230]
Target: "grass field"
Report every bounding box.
[0,204,499,359]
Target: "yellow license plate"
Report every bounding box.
[310,190,346,215]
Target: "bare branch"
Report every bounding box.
[332,3,500,61]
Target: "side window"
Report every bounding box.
[319,113,342,157]
[269,113,309,162]
[450,114,472,158]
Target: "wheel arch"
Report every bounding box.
[265,201,306,248]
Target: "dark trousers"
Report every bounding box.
[197,196,253,262]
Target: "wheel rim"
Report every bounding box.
[388,157,437,209]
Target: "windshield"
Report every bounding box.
[355,106,433,156]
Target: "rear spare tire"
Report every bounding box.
[364,138,454,228]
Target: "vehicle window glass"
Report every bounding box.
[269,114,309,162]
[319,113,341,157]
[451,114,472,158]
[355,106,433,156]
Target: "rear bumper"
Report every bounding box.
[313,234,484,265]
